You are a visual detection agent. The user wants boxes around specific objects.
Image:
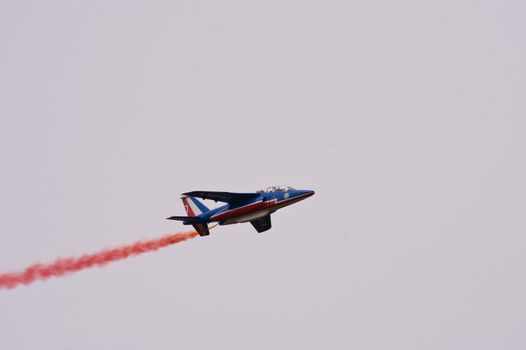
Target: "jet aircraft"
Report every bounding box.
[167,186,315,235]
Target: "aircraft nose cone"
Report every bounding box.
[295,189,315,198]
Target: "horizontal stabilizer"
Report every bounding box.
[192,223,210,236]
[166,215,200,223]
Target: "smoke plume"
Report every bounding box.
[0,231,198,290]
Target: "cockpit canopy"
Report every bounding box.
[257,185,296,193]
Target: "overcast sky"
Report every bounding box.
[1,1,525,349]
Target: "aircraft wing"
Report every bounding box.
[183,191,259,204]
[250,214,272,233]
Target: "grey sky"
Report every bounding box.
[1,1,525,349]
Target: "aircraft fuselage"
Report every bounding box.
[167,187,315,235]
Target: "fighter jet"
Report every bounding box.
[167,186,315,236]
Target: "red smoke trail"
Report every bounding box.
[0,231,198,290]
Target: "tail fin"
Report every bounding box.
[181,195,210,217]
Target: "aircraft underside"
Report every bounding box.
[219,208,276,225]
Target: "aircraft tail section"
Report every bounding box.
[167,195,212,236]
[181,195,209,217]
[192,223,210,236]
[165,216,210,236]
[166,215,199,223]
